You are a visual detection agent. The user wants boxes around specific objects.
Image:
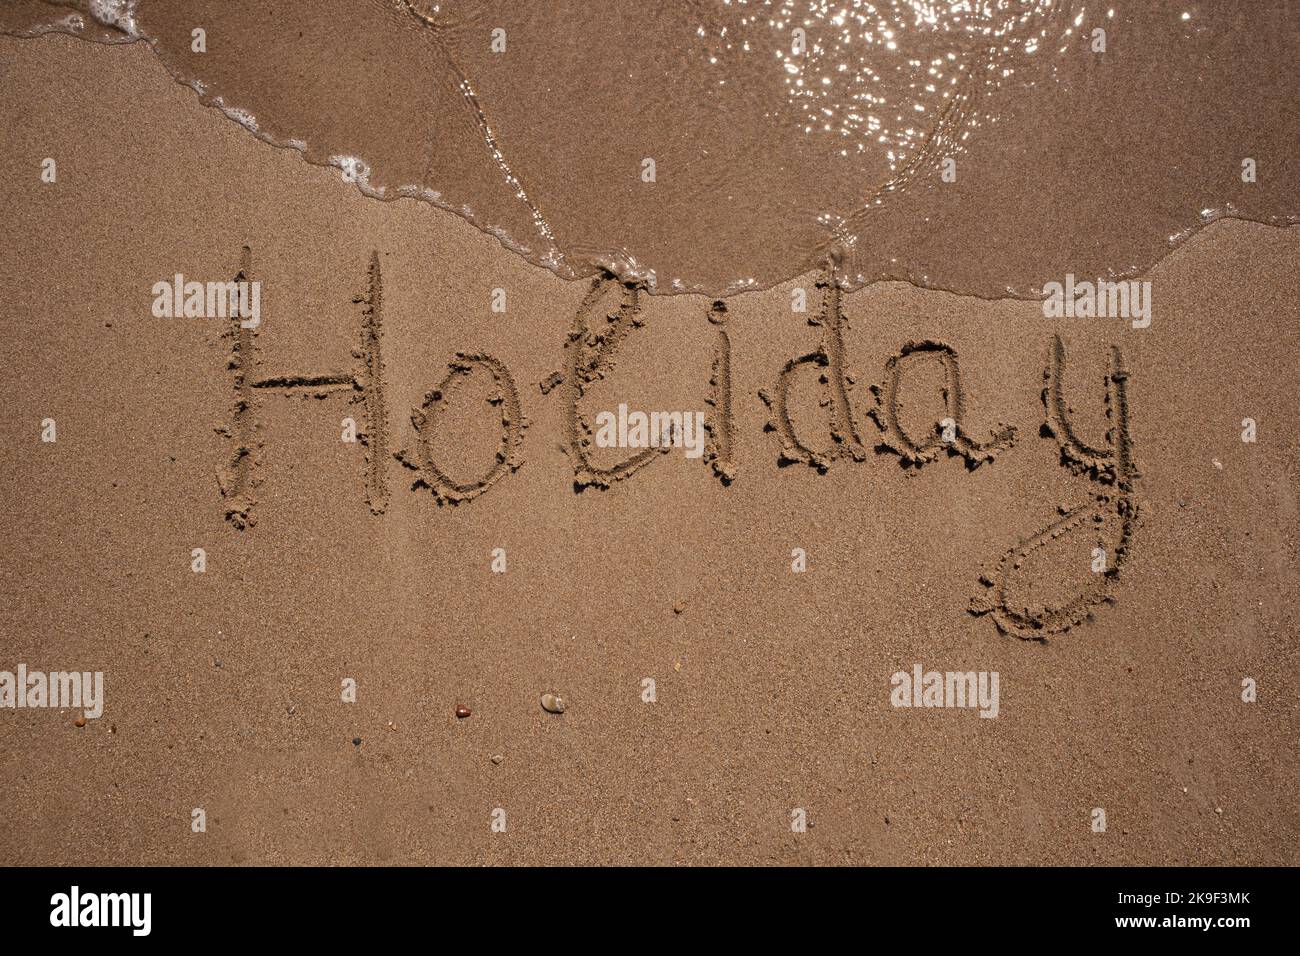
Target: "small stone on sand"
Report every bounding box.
[74,716,86,728]
[541,692,566,714]
[455,705,471,719]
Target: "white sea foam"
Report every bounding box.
[88,0,139,37]
[218,105,258,132]
[329,156,388,199]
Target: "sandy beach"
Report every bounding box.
[0,8,1296,866]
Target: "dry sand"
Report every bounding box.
[0,31,1296,865]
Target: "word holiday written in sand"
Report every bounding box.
[215,248,1140,641]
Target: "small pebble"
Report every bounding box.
[74,716,86,728]
[540,692,566,714]
[352,737,362,746]
[455,705,471,719]
[1215,807,1223,815]
[673,600,686,615]
[491,754,503,765]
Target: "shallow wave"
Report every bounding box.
[4,0,1296,296]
